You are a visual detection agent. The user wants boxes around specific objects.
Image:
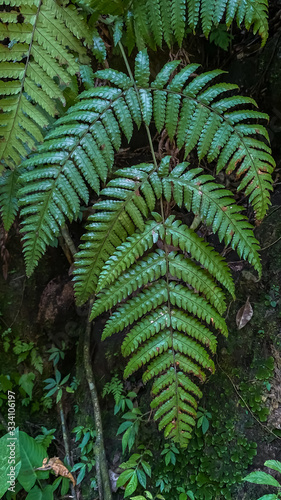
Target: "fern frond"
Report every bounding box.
[102,374,123,404]
[19,51,272,277]
[91,249,167,319]
[94,213,231,445]
[97,217,162,292]
[0,169,20,230]
[164,216,235,295]
[0,0,92,171]
[102,280,168,339]
[89,0,268,51]
[73,164,160,304]
[169,163,262,274]
[19,84,138,276]
[74,155,261,307]
[150,63,274,220]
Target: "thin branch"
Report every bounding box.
[83,300,112,500]
[217,361,281,441]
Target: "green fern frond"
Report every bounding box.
[102,280,168,339]
[102,278,228,341]
[76,155,258,309]
[80,65,95,90]
[93,213,231,445]
[73,165,161,304]
[19,84,137,276]
[82,160,261,302]
[169,164,262,274]
[163,216,235,295]
[72,155,261,306]
[96,217,162,292]
[88,0,268,52]
[151,62,274,220]
[0,0,92,171]
[102,374,123,404]
[19,51,272,277]
[91,248,167,318]
[0,169,20,230]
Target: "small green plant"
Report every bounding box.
[264,285,280,309]
[131,490,165,500]
[72,425,97,485]
[161,443,180,466]
[72,425,96,455]
[117,445,152,498]
[71,456,96,486]
[117,407,144,454]
[102,374,137,414]
[0,329,45,410]
[2,329,43,373]
[196,407,212,435]
[46,343,66,366]
[178,492,195,500]
[35,427,56,448]
[209,24,234,51]
[44,370,70,404]
[244,460,281,499]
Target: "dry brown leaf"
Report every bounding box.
[37,457,76,486]
[236,297,253,330]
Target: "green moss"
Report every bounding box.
[152,374,257,500]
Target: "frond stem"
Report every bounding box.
[163,218,181,443]
[119,42,182,439]
[118,41,162,218]
[118,42,158,167]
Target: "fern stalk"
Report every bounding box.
[119,42,184,442]
[118,41,158,168]
[83,303,112,500]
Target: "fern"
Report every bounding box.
[73,163,161,304]
[18,49,273,444]
[0,0,92,169]
[19,51,273,276]
[70,153,265,445]
[0,169,20,230]
[102,374,123,404]
[0,0,92,228]
[87,0,268,52]
[90,208,234,446]
[73,158,262,305]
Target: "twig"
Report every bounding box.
[83,301,112,500]
[260,236,281,251]
[61,226,77,262]
[217,361,281,441]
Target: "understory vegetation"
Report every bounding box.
[0,0,281,499]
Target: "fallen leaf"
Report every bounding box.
[236,297,253,330]
[36,457,76,486]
